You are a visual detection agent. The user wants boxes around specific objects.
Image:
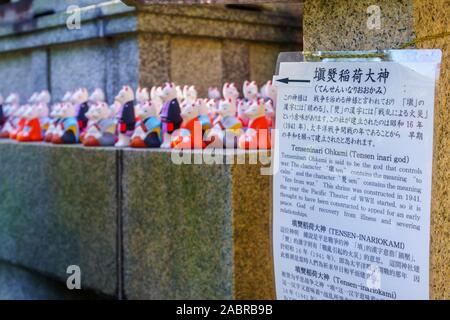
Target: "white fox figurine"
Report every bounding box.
[45,103,63,142]
[71,88,90,133]
[135,87,150,119]
[171,101,204,149]
[183,85,197,104]
[261,80,276,128]
[36,90,51,134]
[83,101,116,147]
[89,88,105,105]
[150,86,163,117]
[130,100,162,148]
[222,83,239,105]
[239,80,259,127]
[0,94,4,130]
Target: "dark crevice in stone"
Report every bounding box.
[225,4,263,12]
[116,149,125,300]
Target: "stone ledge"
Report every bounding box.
[0,2,300,53]
[0,141,274,299]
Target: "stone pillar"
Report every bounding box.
[121,150,274,300]
[303,0,449,299]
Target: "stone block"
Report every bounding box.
[122,150,274,299]
[170,37,223,97]
[0,49,48,99]
[138,34,171,88]
[222,40,250,88]
[0,141,118,296]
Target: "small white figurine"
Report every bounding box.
[114,85,136,147]
[130,100,162,148]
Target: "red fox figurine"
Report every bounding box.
[238,99,271,150]
[16,104,43,142]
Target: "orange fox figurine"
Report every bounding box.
[238,99,271,150]
[171,101,205,149]
[16,104,43,142]
[0,93,20,138]
[9,103,27,140]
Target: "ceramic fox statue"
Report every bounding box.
[239,81,259,128]
[206,98,243,148]
[89,88,105,105]
[36,90,51,135]
[0,93,20,138]
[62,91,73,103]
[83,102,116,147]
[45,103,62,142]
[114,85,136,147]
[171,101,205,149]
[72,88,90,133]
[130,100,162,148]
[9,93,31,140]
[52,102,79,144]
[135,87,150,120]
[160,82,182,149]
[150,86,163,116]
[243,81,259,101]
[183,85,197,104]
[261,80,276,128]
[205,98,218,123]
[238,98,271,150]
[208,87,221,101]
[46,91,71,142]
[16,103,43,142]
[222,83,239,105]
[196,98,212,132]
[176,85,184,104]
[80,88,104,143]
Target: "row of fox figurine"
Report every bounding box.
[0,80,276,149]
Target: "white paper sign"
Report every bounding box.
[273,50,441,300]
